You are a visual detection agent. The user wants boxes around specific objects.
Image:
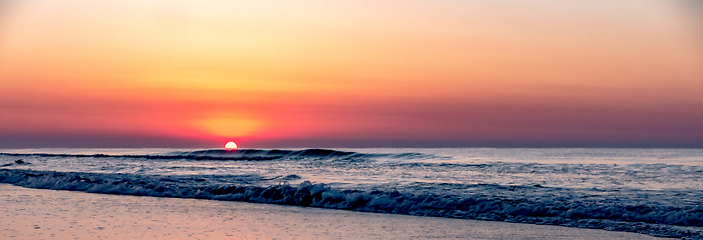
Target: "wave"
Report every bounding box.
[0,148,446,162]
[0,149,374,161]
[0,169,700,239]
[173,148,369,159]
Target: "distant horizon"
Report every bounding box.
[1,135,701,149]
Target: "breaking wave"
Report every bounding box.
[0,149,387,161]
[2,148,702,239]
[0,169,701,239]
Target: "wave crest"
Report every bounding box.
[1,148,446,162]
[0,169,700,239]
[0,149,370,161]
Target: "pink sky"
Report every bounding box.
[1,0,702,148]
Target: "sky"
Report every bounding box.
[0,0,702,148]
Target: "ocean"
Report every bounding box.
[1,148,701,239]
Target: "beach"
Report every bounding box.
[1,184,660,240]
[2,1,702,238]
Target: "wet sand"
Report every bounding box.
[0,184,660,239]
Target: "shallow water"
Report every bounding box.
[1,184,661,240]
[1,148,702,238]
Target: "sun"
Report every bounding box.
[224,141,238,149]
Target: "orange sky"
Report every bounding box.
[1,0,702,148]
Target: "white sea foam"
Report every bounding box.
[1,148,702,239]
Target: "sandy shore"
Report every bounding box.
[1,184,660,239]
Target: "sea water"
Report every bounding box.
[1,148,701,238]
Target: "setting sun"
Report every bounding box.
[224,142,238,149]
[0,1,701,238]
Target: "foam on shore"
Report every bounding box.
[1,169,701,239]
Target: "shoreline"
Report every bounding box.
[1,183,661,239]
